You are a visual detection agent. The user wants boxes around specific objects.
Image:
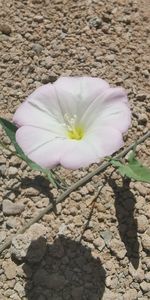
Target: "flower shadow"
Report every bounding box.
[23,235,106,300]
[108,177,139,269]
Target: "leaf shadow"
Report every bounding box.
[22,235,106,300]
[21,175,57,211]
[107,177,139,269]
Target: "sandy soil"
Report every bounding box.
[0,0,150,299]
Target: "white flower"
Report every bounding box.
[13,77,131,169]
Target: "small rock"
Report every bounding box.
[8,166,18,177]
[14,282,25,298]
[83,230,93,242]
[2,259,17,279]
[109,238,126,259]
[2,199,25,215]
[140,281,150,292]
[6,217,18,228]
[33,15,43,22]
[100,230,112,246]
[0,164,6,176]
[11,223,47,262]
[142,233,150,251]
[0,23,12,35]
[89,17,102,29]
[137,215,148,233]
[93,237,105,251]
[123,289,138,300]
[145,272,150,282]
[134,183,147,196]
[138,113,148,125]
[95,202,106,212]
[102,289,117,300]
[105,276,118,289]
[45,56,53,69]
[129,263,144,282]
[32,43,43,54]
[0,230,6,243]
[74,215,82,226]
[58,223,67,235]
[105,54,115,62]
[80,186,88,195]
[136,93,147,101]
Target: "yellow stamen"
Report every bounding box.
[67,127,84,140]
[63,113,84,140]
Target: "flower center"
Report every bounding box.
[63,114,84,140]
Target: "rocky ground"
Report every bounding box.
[0,0,150,299]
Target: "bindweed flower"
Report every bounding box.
[13,77,131,169]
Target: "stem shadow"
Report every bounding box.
[108,177,139,269]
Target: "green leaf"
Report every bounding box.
[0,117,25,157]
[111,151,150,183]
[0,117,57,187]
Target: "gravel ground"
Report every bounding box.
[0,0,150,299]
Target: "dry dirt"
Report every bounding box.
[0,0,150,300]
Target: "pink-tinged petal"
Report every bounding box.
[13,84,65,129]
[16,126,66,168]
[81,87,131,133]
[60,139,99,169]
[13,101,65,135]
[85,126,124,158]
[54,77,110,117]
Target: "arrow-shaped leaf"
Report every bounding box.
[111,150,150,183]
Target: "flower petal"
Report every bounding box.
[54,76,110,118]
[16,126,65,168]
[60,139,99,169]
[81,87,131,133]
[85,126,124,158]
[13,84,65,135]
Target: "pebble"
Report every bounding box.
[11,223,47,262]
[105,54,115,62]
[93,237,105,251]
[33,15,43,22]
[14,282,25,298]
[2,259,17,279]
[0,23,12,35]
[83,229,94,242]
[109,238,127,259]
[32,43,43,54]
[129,263,144,282]
[134,183,147,196]
[136,93,147,101]
[140,281,150,292]
[0,164,6,176]
[137,215,148,233]
[2,199,25,215]
[88,17,102,29]
[138,113,148,125]
[142,233,150,251]
[100,230,113,246]
[123,289,138,300]
[8,166,18,177]
[0,230,6,243]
